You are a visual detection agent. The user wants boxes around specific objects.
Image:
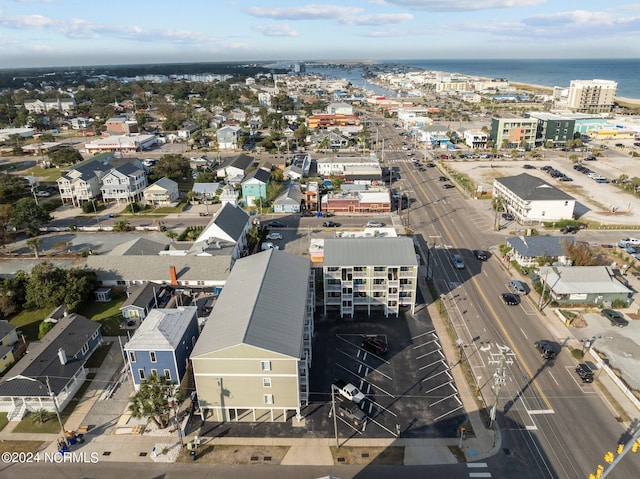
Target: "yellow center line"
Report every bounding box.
[407,164,552,411]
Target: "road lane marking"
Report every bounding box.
[547,370,559,386]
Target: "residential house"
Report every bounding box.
[178,121,200,139]
[105,117,138,135]
[273,181,305,213]
[217,125,242,149]
[241,168,271,207]
[143,177,180,206]
[24,98,76,115]
[120,282,174,322]
[0,313,101,420]
[493,173,576,224]
[308,131,349,149]
[124,306,199,390]
[506,236,575,268]
[100,162,148,205]
[462,130,489,149]
[323,237,418,318]
[194,202,250,262]
[57,159,112,206]
[322,188,391,215]
[70,117,94,130]
[216,154,254,183]
[537,266,633,306]
[191,249,315,422]
[0,321,19,374]
[192,183,221,202]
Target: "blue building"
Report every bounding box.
[124,306,199,390]
[241,167,270,207]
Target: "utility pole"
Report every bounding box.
[46,376,68,446]
[487,348,515,428]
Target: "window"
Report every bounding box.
[81,343,89,355]
[150,351,157,363]
[263,378,272,388]
[138,369,146,380]
[129,352,136,363]
[164,370,171,380]
[261,360,271,371]
[150,369,157,377]
[263,394,274,404]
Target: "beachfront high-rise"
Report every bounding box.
[567,79,617,114]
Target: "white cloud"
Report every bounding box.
[383,0,546,11]
[340,13,414,26]
[245,4,364,20]
[255,23,299,37]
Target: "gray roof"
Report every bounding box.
[495,174,574,201]
[109,237,169,256]
[113,161,144,177]
[197,203,249,244]
[274,181,304,205]
[192,183,221,195]
[192,250,311,359]
[324,237,419,267]
[124,306,197,351]
[0,314,100,397]
[219,154,254,171]
[243,167,271,184]
[507,236,574,258]
[150,177,178,191]
[85,255,232,283]
[0,320,16,339]
[120,282,163,308]
[537,266,632,295]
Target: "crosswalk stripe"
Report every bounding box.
[467,463,488,468]
[469,473,492,478]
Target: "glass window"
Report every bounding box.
[129,352,136,363]
[150,351,157,363]
[138,369,145,380]
[261,360,271,371]
[164,370,171,381]
[263,378,272,388]
[263,394,274,404]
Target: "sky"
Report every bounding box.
[0,0,639,68]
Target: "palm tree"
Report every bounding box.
[165,230,178,242]
[26,237,42,259]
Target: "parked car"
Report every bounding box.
[438,176,448,182]
[35,190,51,197]
[509,279,527,295]
[575,363,594,383]
[442,184,455,189]
[361,336,388,355]
[333,380,366,403]
[502,213,515,221]
[267,221,285,228]
[261,242,279,251]
[618,238,640,248]
[534,340,557,360]
[501,293,520,306]
[601,309,629,327]
[523,164,536,169]
[473,250,489,261]
[365,220,384,227]
[323,221,341,228]
[337,399,367,427]
[560,225,578,234]
[265,232,282,240]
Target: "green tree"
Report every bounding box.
[112,219,132,232]
[48,147,83,167]
[25,237,42,259]
[152,154,191,181]
[10,197,52,236]
[38,321,54,339]
[128,374,181,429]
[0,174,29,203]
[25,262,67,309]
[0,204,14,248]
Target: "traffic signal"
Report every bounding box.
[604,451,614,463]
[617,444,624,455]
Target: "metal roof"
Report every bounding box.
[192,250,311,359]
[110,237,169,256]
[324,237,418,267]
[124,306,197,351]
[495,173,574,201]
[537,266,632,295]
[507,236,574,258]
[196,203,249,244]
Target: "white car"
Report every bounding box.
[365,220,384,228]
[261,242,279,251]
[265,232,282,241]
[619,237,640,247]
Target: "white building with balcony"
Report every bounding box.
[323,237,418,318]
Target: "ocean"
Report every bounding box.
[310,58,640,100]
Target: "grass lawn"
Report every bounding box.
[0,440,45,453]
[21,165,63,182]
[0,412,8,432]
[76,290,127,336]
[12,373,95,434]
[9,308,49,341]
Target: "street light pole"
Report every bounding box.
[47,376,68,446]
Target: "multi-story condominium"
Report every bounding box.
[100,162,148,205]
[191,249,315,423]
[323,237,418,318]
[57,161,111,206]
[24,98,76,114]
[567,79,617,114]
[493,173,576,224]
[490,115,538,150]
[526,112,576,147]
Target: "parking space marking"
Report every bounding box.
[416,349,444,361]
[367,417,399,437]
[413,338,441,349]
[424,380,454,395]
[337,348,393,380]
[365,399,398,417]
[422,369,452,383]
[433,405,464,422]
[411,330,436,340]
[419,358,447,371]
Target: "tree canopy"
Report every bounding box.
[24,262,97,312]
[10,197,51,236]
[128,374,182,429]
[48,146,84,166]
[151,154,191,181]
[0,174,29,203]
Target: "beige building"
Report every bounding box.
[323,237,418,318]
[191,249,315,423]
[567,79,617,113]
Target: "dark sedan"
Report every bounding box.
[473,250,489,261]
[268,221,285,228]
[501,293,520,306]
[323,221,341,227]
[442,184,455,189]
[502,213,515,221]
[362,336,389,355]
[601,309,629,327]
